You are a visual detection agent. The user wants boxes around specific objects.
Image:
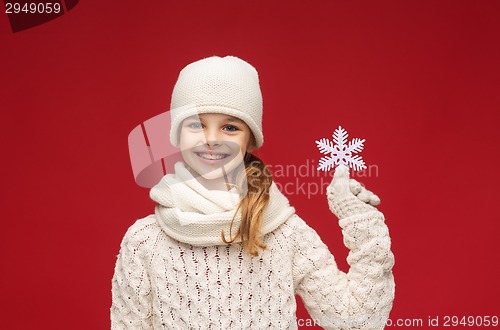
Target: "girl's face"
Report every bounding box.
[179,113,255,185]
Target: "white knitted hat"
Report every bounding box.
[169,56,263,148]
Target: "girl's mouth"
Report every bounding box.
[194,152,230,161]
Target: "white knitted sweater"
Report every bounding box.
[111,163,395,329]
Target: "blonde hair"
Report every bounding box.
[221,151,273,256]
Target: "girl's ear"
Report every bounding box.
[246,134,257,153]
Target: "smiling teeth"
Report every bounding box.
[198,153,227,160]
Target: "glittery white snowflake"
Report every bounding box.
[316,126,367,172]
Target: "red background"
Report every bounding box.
[1,1,499,329]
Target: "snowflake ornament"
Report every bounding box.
[316,126,367,172]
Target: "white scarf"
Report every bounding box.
[150,162,296,246]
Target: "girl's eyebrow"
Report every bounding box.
[191,115,243,123]
[224,117,243,123]
[194,114,243,123]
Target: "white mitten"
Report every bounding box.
[349,178,381,206]
[327,164,380,220]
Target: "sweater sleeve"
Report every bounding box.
[110,220,154,330]
[292,211,395,330]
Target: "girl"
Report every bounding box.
[111,56,395,329]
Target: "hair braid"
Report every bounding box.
[221,152,273,256]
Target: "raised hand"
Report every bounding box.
[327,164,380,219]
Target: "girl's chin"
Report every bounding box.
[198,168,226,180]
[192,163,243,182]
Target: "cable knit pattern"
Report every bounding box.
[293,211,395,329]
[111,164,395,329]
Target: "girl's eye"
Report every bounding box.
[223,125,239,132]
[188,122,203,129]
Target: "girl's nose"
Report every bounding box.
[203,128,222,147]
